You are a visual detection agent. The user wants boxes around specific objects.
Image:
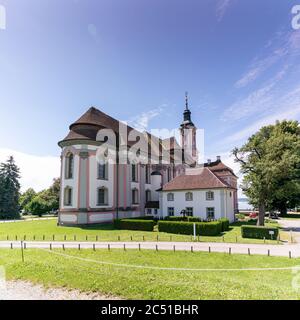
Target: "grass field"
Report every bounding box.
[1,248,300,299]
[0,219,283,244]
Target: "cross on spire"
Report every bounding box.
[185,91,189,110]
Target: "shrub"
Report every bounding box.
[158,221,222,236]
[164,216,187,221]
[237,213,246,220]
[241,225,279,240]
[219,218,230,232]
[114,219,155,231]
[164,216,203,222]
[127,216,155,220]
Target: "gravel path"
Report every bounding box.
[2,280,119,300]
[0,240,299,257]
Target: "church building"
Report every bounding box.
[58,96,238,225]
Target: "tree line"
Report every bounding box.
[0,156,60,219]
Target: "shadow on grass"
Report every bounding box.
[59,223,115,231]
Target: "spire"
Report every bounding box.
[181,92,193,126]
[185,91,189,110]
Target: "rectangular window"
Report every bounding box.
[186,207,193,217]
[167,168,171,182]
[185,192,193,201]
[98,163,108,180]
[167,193,174,201]
[206,207,215,220]
[132,189,139,204]
[146,190,151,202]
[146,208,152,215]
[132,164,137,182]
[97,188,107,205]
[64,188,72,206]
[145,165,150,184]
[168,207,174,216]
[206,191,214,201]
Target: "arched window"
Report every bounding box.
[98,162,108,180]
[167,193,174,201]
[65,153,74,179]
[64,187,73,206]
[132,188,139,205]
[97,187,108,206]
[145,190,151,202]
[185,192,193,201]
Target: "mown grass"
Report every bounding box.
[1,248,300,300]
[0,220,283,244]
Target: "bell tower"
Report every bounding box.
[180,92,198,164]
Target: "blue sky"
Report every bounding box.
[0,0,300,191]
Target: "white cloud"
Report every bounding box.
[216,0,233,22]
[235,31,300,88]
[224,107,300,145]
[126,105,166,132]
[222,64,290,122]
[0,149,60,192]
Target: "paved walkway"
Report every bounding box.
[279,219,300,243]
[1,280,118,300]
[0,241,299,258]
[0,217,56,224]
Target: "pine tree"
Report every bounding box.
[0,156,21,219]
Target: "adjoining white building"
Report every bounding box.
[58,96,238,225]
[159,167,236,222]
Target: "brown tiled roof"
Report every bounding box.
[205,160,237,177]
[59,107,189,164]
[162,167,232,191]
[70,107,120,132]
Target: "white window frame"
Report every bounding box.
[97,187,108,206]
[185,192,193,201]
[168,207,174,216]
[167,193,174,201]
[64,187,73,206]
[206,207,215,220]
[206,191,214,201]
[186,207,193,217]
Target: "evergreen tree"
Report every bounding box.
[0,156,21,219]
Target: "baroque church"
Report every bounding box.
[58,96,238,225]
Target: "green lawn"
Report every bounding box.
[0,219,283,244]
[1,248,300,299]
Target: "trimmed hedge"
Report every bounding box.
[127,216,155,220]
[114,219,155,231]
[158,221,222,236]
[219,218,230,232]
[241,225,279,240]
[164,216,188,221]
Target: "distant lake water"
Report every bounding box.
[238,198,254,211]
